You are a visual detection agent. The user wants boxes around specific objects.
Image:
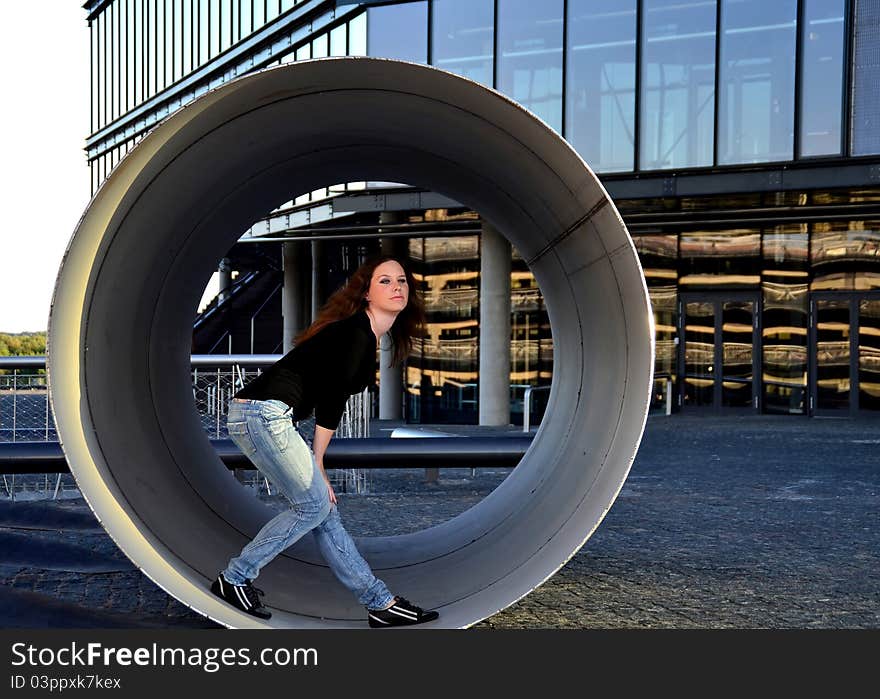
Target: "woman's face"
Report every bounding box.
[366,260,409,315]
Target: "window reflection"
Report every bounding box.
[683,300,715,407]
[851,0,880,155]
[799,0,845,156]
[859,299,880,410]
[330,24,347,57]
[721,300,754,408]
[367,1,428,63]
[816,298,851,410]
[349,12,367,56]
[811,222,880,290]
[498,0,564,132]
[679,230,761,286]
[762,227,808,413]
[632,234,678,408]
[640,0,716,169]
[432,0,494,87]
[566,0,636,172]
[650,286,677,408]
[407,236,480,423]
[718,0,797,164]
[199,0,210,67]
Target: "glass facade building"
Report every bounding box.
[84,0,880,419]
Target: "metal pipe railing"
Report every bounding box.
[0,437,531,474]
[522,385,551,432]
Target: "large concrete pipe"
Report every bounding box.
[48,58,654,628]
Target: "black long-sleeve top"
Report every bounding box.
[234,309,377,430]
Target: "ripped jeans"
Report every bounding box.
[222,398,394,610]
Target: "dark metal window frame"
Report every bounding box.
[678,289,763,413]
[809,288,880,415]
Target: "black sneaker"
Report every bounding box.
[368,597,439,628]
[210,573,272,619]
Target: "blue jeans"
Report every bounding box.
[222,398,394,610]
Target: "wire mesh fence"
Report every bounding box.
[1,358,372,499]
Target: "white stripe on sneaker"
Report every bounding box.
[234,585,252,610]
[369,613,391,625]
[388,606,418,620]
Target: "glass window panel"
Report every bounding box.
[407,237,480,423]
[119,1,127,115]
[762,225,809,412]
[431,0,494,87]
[367,1,428,63]
[210,0,221,59]
[566,0,636,172]
[281,0,295,11]
[156,0,166,91]
[130,1,137,109]
[633,233,678,287]
[99,12,106,126]
[721,300,754,408]
[241,0,252,38]
[509,246,552,424]
[199,0,210,66]
[816,298,851,410]
[679,230,762,286]
[312,33,328,59]
[859,299,880,411]
[811,222,880,290]
[109,3,116,122]
[232,0,240,43]
[718,0,797,164]
[296,42,311,61]
[253,0,265,31]
[648,286,678,409]
[146,1,155,99]
[799,0,845,156]
[92,18,99,132]
[683,300,716,407]
[640,0,716,170]
[498,0,563,132]
[166,0,176,84]
[852,0,880,155]
[137,1,145,103]
[330,24,347,57]
[763,286,808,413]
[349,12,367,56]
[182,0,192,76]
[221,0,232,52]
[267,0,280,22]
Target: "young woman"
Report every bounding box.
[210,254,438,627]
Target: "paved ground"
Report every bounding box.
[0,414,877,628]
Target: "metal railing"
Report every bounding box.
[522,385,551,432]
[1,355,371,496]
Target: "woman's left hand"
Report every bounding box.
[323,474,337,505]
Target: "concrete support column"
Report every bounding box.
[378,216,406,420]
[311,240,324,321]
[217,257,232,303]
[282,241,310,353]
[479,222,511,426]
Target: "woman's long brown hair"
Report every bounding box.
[294,254,426,367]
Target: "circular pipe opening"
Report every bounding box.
[49,58,654,628]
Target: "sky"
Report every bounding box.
[0,3,92,333]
